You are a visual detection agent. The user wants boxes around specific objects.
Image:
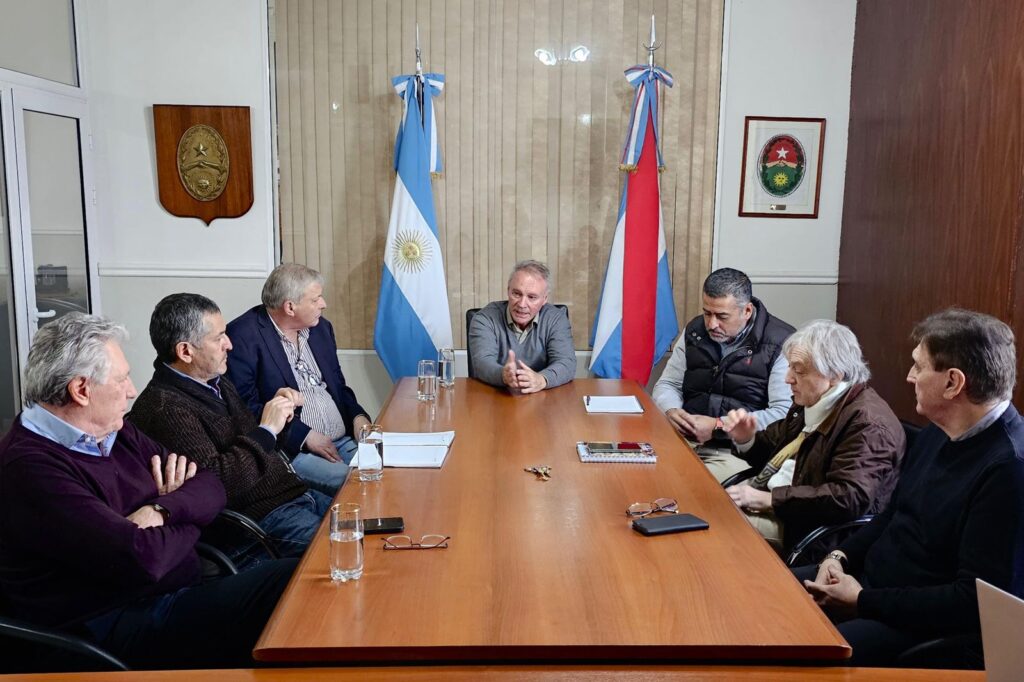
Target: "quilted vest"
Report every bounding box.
[681,298,795,418]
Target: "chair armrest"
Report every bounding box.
[0,615,129,671]
[897,633,983,669]
[785,515,875,567]
[720,467,757,489]
[215,509,281,559]
[196,541,239,576]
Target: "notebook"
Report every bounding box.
[576,441,656,464]
[978,578,1024,681]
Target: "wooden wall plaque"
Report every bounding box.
[153,104,254,225]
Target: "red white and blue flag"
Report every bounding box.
[589,64,679,384]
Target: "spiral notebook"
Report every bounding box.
[576,441,657,464]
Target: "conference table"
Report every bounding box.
[254,378,849,664]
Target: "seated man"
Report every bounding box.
[800,309,1024,667]
[227,263,371,495]
[130,293,332,565]
[721,319,905,552]
[0,313,296,669]
[468,259,576,393]
[652,267,795,481]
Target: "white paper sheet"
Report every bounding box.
[583,395,644,414]
[381,431,455,468]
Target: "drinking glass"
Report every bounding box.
[357,423,384,482]
[329,503,363,582]
[437,347,455,388]
[417,359,437,401]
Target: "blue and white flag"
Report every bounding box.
[374,73,453,381]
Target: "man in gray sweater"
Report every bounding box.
[468,260,576,393]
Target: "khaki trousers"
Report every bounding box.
[693,443,752,483]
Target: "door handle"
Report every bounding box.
[34,309,56,320]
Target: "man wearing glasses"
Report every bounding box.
[227,263,371,495]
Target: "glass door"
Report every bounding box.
[0,91,22,430]
[9,88,99,360]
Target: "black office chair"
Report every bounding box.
[200,508,282,568]
[465,304,570,379]
[0,543,237,673]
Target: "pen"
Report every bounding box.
[585,396,591,406]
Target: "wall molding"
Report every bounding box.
[98,262,268,279]
[747,272,838,285]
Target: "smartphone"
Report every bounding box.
[363,517,405,535]
[587,441,645,453]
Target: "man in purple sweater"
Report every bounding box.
[0,313,297,669]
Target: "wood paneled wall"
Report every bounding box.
[838,0,1024,420]
[274,0,724,349]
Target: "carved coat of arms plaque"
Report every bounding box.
[153,105,253,225]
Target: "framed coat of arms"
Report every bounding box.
[153,104,254,225]
[738,116,826,218]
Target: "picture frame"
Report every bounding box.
[738,116,826,218]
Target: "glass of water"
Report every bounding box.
[437,347,455,388]
[329,503,363,582]
[417,359,437,401]
[357,423,384,482]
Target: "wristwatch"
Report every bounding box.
[819,550,848,571]
[152,503,171,521]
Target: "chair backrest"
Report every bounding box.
[465,304,569,380]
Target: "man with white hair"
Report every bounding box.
[227,263,371,495]
[722,319,904,552]
[0,313,296,669]
[468,259,576,394]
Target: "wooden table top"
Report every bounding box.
[254,378,848,663]
[5,667,981,681]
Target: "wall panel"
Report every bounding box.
[838,0,1024,420]
[275,0,724,349]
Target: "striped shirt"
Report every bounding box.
[268,316,347,441]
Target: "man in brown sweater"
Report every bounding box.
[129,293,333,566]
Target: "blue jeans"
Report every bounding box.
[259,490,333,556]
[291,435,357,496]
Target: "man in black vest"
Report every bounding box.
[652,268,794,481]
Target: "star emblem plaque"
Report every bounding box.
[738,116,825,219]
[153,105,254,225]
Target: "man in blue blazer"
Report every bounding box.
[226,263,371,494]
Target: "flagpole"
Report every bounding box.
[644,14,659,71]
[415,24,425,126]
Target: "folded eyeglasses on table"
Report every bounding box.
[382,534,451,550]
[626,497,678,518]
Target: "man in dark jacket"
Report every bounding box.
[227,263,370,495]
[652,268,795,481]
[130,293,331,565]
[722,320,904,551]
[801,309,1024,666]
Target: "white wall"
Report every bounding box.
[713,0,856,326]
[81,0,275,388]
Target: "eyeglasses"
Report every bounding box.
[626,498,678,518]
[294,358,325,388]
[382,534,451,550]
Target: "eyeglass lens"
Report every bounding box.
[626,497,678,517]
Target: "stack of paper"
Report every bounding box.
[583,395,644,414]
[382,431,455,468]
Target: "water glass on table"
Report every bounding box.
[437,347,455,388]
[417,359,437,401]
[357,423,384,482]
[329,503,363,582]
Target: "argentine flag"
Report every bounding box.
[374,73,453,381]
[590,65,679,384]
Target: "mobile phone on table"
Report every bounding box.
[586,441,645,453]
[363,517,405,535]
